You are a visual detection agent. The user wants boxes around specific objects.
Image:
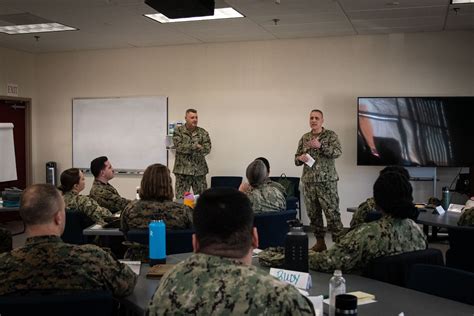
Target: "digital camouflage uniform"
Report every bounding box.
[0,235,137,296]
[63,191,113,225]
[295,128,343,241]
[121,199,193,232]
[120,199,193,261]
[458,207,474,226]
[89,180,131,213]
[172,125,211,199]
[246,181,287,213]
[309,215,427,273]
[0,227,12,254]
[146,253,313,316]
[350,197,376,229]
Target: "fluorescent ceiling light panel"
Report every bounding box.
[451,0,474,3]
[0,23,76,35]
[145,7,243,23]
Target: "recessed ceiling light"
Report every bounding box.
[451,0,474,3]
[0,23,77,35]
[145,7,244,23]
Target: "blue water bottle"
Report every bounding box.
[149,220,166,266]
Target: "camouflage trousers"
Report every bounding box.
[0,227,12,254]
[303,181,343,241]
[174,174,207,199]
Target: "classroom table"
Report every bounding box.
[122,253,474,316]
[82,224,123,236]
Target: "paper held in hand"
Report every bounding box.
[304,154,315,167]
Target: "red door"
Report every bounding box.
[0,99,28,191]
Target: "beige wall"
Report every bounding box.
[4,30,474,226]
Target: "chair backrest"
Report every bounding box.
[408,264,474,305]
[269,176,301,211]
[253,210,297,249]
[0,291,116,316]
[126,228,194,255]
[61,210,94,245]
[446,226,474,272]
[362,248,444,287]
[210,176,243,189]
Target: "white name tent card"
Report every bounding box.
[434,205,445,215]
[270,268,312,290]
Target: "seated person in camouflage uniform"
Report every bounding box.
[309,172,427,273]
[147,188,313,315]
[458,198,474,226]
[0,227,12,254]
[0,184,137,296]
[350,165,411,229]
[89,156,130,213]
[120,164,193,260]
[59,168,113,225]
[239,160,286,213]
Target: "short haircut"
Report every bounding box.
[255,157,270,174]
[139,163,174,201]
[58,168,81,193]
[20,184,63,225]
[311,109,323,117]
[246,160,267,187]
[193,188,254,258]
[380,165,410,179]
[185,109,197,115]
[373,172,416,219]
[90,156,108,177]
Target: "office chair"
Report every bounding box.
[126,228,194,255]
[61,210,94,245]
[253,210,297,249]
[362,248,444,287]
[210,176,243,189]
[0,290,117,316]
[269,176,301,218]
[408,264,474,305]
[446,226,474,272]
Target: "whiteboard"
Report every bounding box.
[0,123,17,181]
[73,96,168,171]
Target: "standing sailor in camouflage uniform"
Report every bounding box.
[147,188,313,315]
[239,160,286,213]
[89,156,130,213]
[173,109,211,198]
[309,172,427,273]
[59,168,113,225]
[295,109,343,251]
[0,184,137,296]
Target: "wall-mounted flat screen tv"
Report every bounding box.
[357,97,474,167]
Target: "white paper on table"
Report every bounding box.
[447,204,464,213]
[252,248,263,257]
[119,260,141,275]
[308,295,323,316]
[90,224,103,229]
[323,298,377,306]
[304,154,315,167]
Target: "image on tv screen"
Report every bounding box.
[357,97,474,167]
